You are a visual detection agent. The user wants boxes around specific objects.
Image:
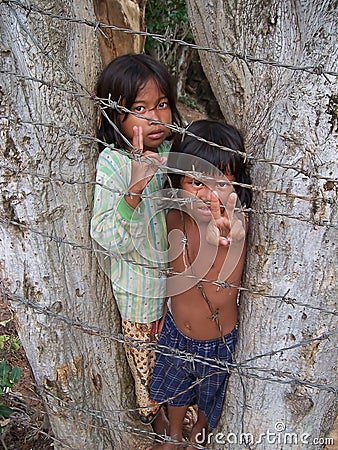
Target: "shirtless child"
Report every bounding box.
[149,120,252,449]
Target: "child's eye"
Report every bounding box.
[133,105,146,113]
[192,179,204,187]
[158,101,169,109]
[216,181,231,188]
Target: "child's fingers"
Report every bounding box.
[132,125,143,152]
[224,192,237,222]
[229,219,246,242]
[210,190,222,220]
[219,236,231,246]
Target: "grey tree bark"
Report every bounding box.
[1,1,148,448]
[186,1,337,448]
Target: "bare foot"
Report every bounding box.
[147,436,183,449]
[188,417,207,449]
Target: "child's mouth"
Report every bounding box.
[196,205,212,216]
[148,129,165,140]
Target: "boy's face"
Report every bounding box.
[180,173,236,222]
[119,78,172,152]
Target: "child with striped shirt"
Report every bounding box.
[90,53,182,432]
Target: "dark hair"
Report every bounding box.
[96,53,182,150]
[167,119,252,208]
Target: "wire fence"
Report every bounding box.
[1,0,337,448]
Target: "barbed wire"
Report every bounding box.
[1,216,338,319]
[1,0,336,356]
[1,162,337,231]
[5,2,90,95]
[1,1,337,447]
[10,385,199,449]
[3,0,338,77]
[2,287,337,395]
[1,284,336,448]
[99,98,338,181]
[1,84,337,184]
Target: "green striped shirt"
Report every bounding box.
[90,143,169,323]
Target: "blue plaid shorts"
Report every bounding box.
[150,311,238,428]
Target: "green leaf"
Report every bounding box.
[0,361,10,384]
[9,367,21,384]
[9,337,21,351]
[0,335,10,350]
[0,404,14,418]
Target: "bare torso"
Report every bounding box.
[166,209,246,340]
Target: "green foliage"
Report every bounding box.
[0,360,21,435]
[0,361,21,391]
[0,404,14,419]
[145,0,193,77]
[0,335,20,352]
[0,334,22,436]
[179,94,204,113]
[145,0,192,48]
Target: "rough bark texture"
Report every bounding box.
[186,1,337,448]
[93,0,146,67]
[0,1,148,448]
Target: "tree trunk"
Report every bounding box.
[187,1,337,448]
[1,1,147,448]
[93,0,146,67]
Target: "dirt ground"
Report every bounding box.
[0,297,53,450]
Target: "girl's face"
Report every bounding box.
[180,172,236,222]
[120,78,172,152]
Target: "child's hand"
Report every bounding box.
[129,126,166,194]
[206,191,246,246]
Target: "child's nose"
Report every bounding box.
[146,108,160,123]
[197,185,212,201]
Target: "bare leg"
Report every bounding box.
[148,405,188,449]
[152,407,169,436]
[186,409,208,450]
